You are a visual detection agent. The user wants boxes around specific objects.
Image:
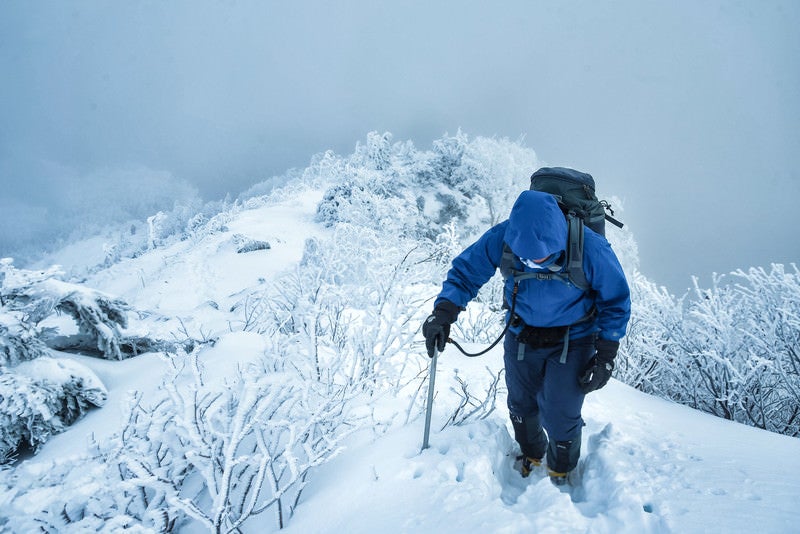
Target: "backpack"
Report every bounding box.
[500,167,623,291]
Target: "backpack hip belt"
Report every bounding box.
[516,323,569,349]
[510,309,597,363]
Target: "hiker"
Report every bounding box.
[422,168,631,485]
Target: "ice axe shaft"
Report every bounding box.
[421,347,439,450]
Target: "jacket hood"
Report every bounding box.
[505,190,567,261]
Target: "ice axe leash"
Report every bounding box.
[447,282,520,358]
[421,346,439,450]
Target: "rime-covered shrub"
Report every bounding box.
[0,358,107,463]
[357,130,394,171]
[314,161,404,225]
[618,264,800,437]
[0,373,64,463]
[0,418,179,532]
[616,271,684,394]
[232,233,271,254]
[433,192,468,223]
[315,183,358,227]
[0,450,167,533]
[312,131,537,248]
[315,179,416,237]
[428,131,468,187]
[0,313,50,366]
[0,341,360,532]
[2,260,132,360]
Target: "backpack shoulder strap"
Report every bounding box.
[500,242,516,280]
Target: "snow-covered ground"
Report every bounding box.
[286,367,800,534]
[4,184,800,533]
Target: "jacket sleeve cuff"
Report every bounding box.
[595,338,619,361]
[433,300,462,324]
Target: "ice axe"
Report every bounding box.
[421,346,439,450]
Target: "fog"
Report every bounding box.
[1,0,798,293]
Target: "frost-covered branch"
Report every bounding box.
[442,367,505,429]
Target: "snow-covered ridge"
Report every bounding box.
[1,132,798,532]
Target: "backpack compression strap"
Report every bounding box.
[564,213,589,290]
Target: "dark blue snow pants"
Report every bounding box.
[503,332,596,473]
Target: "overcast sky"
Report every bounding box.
[1,0,798,293]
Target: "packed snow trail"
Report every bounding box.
[284,344,800,534]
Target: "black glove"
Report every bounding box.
[421,301,460,358]
[578,338,619,394]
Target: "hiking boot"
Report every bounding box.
[548,468,569,486]
[515,455,542,478]
[546,438,579,487]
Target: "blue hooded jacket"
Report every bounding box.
[435,190,630,342]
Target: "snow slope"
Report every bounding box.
[283,348,800,534]
[6,186,800,533]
